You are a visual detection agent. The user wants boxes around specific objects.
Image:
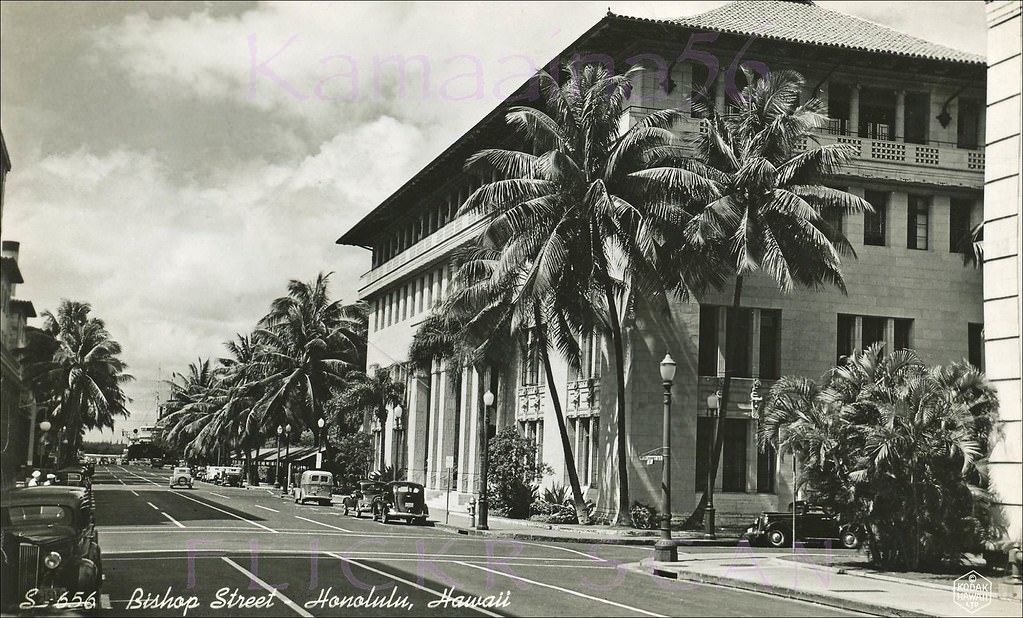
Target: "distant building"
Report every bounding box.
[0,130,37,489]
[984,0,1022,553]
[339,1,988,521]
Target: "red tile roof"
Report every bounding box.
[619,0,984,65]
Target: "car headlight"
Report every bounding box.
[44,551,62,569]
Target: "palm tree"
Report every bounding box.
[334,366,404,470]
[760,343,999,570]
[22,300,133,466]
[255,273,366,441]
[659,69,871,528]
[443,244,594,523]
[159,358,223,461]
[460,63,719,524]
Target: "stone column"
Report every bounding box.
[895,90,906,141]
[849,84,861,136]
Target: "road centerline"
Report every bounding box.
[293,515,353,533]
[172,490,279,533]
[254,504,280,513]
[161,512,185,528]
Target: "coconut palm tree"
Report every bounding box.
[460,63,723,524]
[159,358,223,460]
[255,273,367,440]
[654,69,871,528]
[23,300,133,466]
[334,366,405,470]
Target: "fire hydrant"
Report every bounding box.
[467,496,477,528]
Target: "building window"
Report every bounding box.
[864,190,888,246]
[968,323,984,370]
[725,308,753,378]
[837,313,855,363]
[520,335,541,387]
[573,417,597,486]
[757,443,776,493]
[827,83,851,135]
[721,419,747,492]
[904,92,929,145]
[907,195,930,250]
[862,316,885,348]
[894,318,913,351]
[950,199,972,254]
[520,420,544,466]
[695,417,714,489]
[690,61,716,118]
[957,98,981,150]
[759,310,781,380]
[572,331,602,380]
[859,87,895,141]
[698,305,718,376]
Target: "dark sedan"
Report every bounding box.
[1,486,103,613]
[743,503,862,549]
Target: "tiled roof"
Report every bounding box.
[10,299,36,317]
[625,0,984,65]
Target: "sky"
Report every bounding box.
[0,1,989,441]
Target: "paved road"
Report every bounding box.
[88,465,863,617]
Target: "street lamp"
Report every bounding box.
[705,388,721,539]
[38,421,52,467]
[315,417,326,469]
[282,423,292,494]
[478,390,494,531]
[654,354,677,562]
[393,405,403,470]
[275,425,283,488]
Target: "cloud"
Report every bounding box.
[5,114,430,429]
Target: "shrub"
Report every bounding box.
[487,427,550,519]
[630,502,659,530]
[543,484,569,505]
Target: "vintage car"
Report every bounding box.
[742,502,863,549]
[293,470,334,506]
[0,486,103,613]
[342,480,387,517]
[169,466,193,489]
[219,467,243,487]
[371,481,429,525]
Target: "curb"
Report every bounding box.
[630,561,932,617]
[431,523,742,547]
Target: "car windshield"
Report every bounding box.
[174,468,190,474]
[3,505,74,527]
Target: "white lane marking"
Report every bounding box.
[221,557,312,618]
[327,552,501,617]
[115,465,161,487]
[254,504,279,513]
[293,515,353,533]
[172,491,278,533]
[146,502,160,511]
[454,560,666,617]
[161,512,185,528]
[209,492,230,499]
[130,490,139,496]
[520,540,607,562]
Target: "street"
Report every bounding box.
[88,465,860,617]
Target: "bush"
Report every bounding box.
[487,427,550,519]
[631,502,659,530]
[543,484,569,505]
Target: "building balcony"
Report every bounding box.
[626,106,984,189]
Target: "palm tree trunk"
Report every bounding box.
[534,302,590,525]
[685,275,744,529]
[603,285,633,527]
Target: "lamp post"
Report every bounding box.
[275,425,283,488]
[315,417,325,469]
[38,421,52,468]
[478,390,494,531]
[705,388,721,539]
[654,354,677,562]
[282,423,292,494]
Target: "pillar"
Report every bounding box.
[849,84,861,136]
[895,90,906,141]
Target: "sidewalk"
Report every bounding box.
[627,549,1022,617]
[425,499,742,546]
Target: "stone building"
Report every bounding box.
[984,0,1022,554]
[338,1,988,521]
[0,130,37,490]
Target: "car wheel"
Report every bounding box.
[767,529,789,548]
[841,530,860,549]
[381,507,390,524]
[342,504,350,516]
[355,507,362,518]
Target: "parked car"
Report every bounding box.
[743,502,863,549]
[219,467,243,487]
[169,467,193,489]
[371,481,429,525]
[294,470,333,506]
[1,486,103,612]
[343,480,387,517]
